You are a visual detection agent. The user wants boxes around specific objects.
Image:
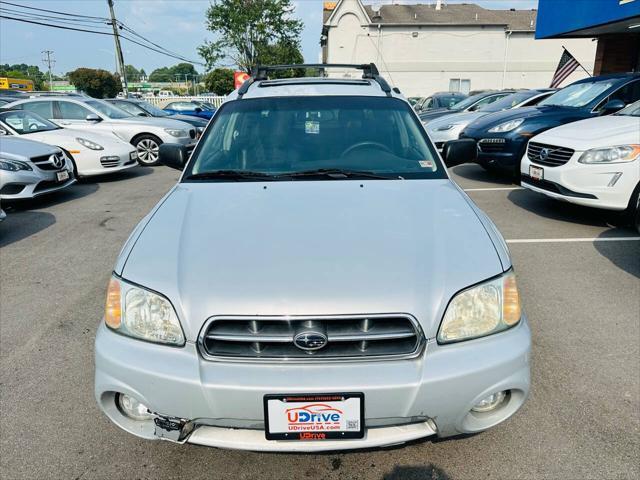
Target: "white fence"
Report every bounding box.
[144,96,227,108]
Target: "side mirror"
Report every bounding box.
[136,112,149,117]
[159,143,188,170]
[194,107,203,113]
[442,139,477,167]
[599,99,625,115]
[86,113,102,122]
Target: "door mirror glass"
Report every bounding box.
[159,143,188,170]
[442,139,477,167]
[86,113,102,122]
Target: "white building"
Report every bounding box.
[321,0,597,97]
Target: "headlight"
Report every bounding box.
[438,271,521,344]
[76,137,104,150]
[164,128,188,138]
[578,145,640,164]
[105,276,185,346]
[0,158,33,171]
[488,118,524,133]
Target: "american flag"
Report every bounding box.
[550,49,581,88]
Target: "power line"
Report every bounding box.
[0,0,108,20]
[0,14,205,65]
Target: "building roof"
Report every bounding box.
[323,2,537,31]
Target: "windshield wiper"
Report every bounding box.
[287,168,397,180]
[185,170,278,181]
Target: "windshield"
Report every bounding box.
[438,94,465,109]
[448,93,486,110]
[615,100,640,117]
[192,101,216,111]
[480,91,537,112]
[85,100,131,119]
[137,101,170,116]
[0,110,60,134]
[539,81,614,108]
[186,96,445,180]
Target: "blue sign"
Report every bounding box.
[536,0,640,38]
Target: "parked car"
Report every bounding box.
[419,90,514,123]
[106,99,209,136]
[0,109,137,177]
[5,97,197,166]
[407,97,423,106]
[521,99,640,232]
[414,92,467,113]
[95,64,530,452]
[0,136,75,200]
[460,73,640,176]
[163,101,215,120]
[426,89,555,150]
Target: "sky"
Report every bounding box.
[0,0,538,77]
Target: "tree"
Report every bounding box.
[256,40,304,78]
[148,64,199,82]
[204,68,234,95]
[198,0,303,72]
[124,65,142,81]
[148,67,172,82]
[68,68,120,98]
[171,63,198,78]
[0,63,46,89]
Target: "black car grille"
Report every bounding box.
[527,142,575,167]
[477,138,506,153]
[199,315,424,361]
[30,151,65,171]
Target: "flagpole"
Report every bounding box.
[562,46,592,77]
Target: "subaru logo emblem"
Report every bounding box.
[293,331,328,351]
[539,148,550,161]
[49,154,64,169]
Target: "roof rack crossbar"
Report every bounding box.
[237,63,392,98]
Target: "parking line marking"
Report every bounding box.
[506,237,640,244]
[463,187,524,192]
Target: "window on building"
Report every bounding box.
[449,79,471,95]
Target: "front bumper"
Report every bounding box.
[521,153,639,211]
[460,132,527,171]
[95,316,531,451]
[78,150,138,177]
[0,164,75,200]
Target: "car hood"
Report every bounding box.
[113,116,194,129]
[464,105,588,133]
[0,135,59,159]
[22,128,132,150]
[426,111,486,131]
[167,114,208,126]
[531,114,640,150]
[419,109,460,123]
[120,180,505,340]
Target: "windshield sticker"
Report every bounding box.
[419,160,434,169]
[305,121,320,135]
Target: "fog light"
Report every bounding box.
[471,391,507,413]
[117,393,153,421]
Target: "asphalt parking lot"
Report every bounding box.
[0,165,638,480]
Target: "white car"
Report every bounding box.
[5,97,196,166]
[521,100,640,231]
[0,109,137,177]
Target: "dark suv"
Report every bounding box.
[460,73,640,176]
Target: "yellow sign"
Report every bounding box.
[0,77,34,91]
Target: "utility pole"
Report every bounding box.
[107,0,128,96]
[41,50,55,91]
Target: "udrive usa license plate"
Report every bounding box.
[529,165,544,181]
[264,393,364,441]
[56,170,70,182]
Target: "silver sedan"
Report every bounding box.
[0,136,75,200]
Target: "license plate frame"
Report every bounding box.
[56,170,70,182]
[529,165,544,181]
[264,392,365,441]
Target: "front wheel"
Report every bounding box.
[133,135,162,166]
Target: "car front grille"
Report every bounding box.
[30,151,66,171]
[527,142,575,167]
[477,138,506,153]
[100,156,121,168]
[198,314,424,361]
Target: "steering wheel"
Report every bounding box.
[340,141,393,158]
[28,123,39,131]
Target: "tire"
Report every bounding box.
[132,134,162,166]
[627,184,640,234]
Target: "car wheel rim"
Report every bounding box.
[137,139,159,164]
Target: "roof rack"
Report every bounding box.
[237,63,392,98]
